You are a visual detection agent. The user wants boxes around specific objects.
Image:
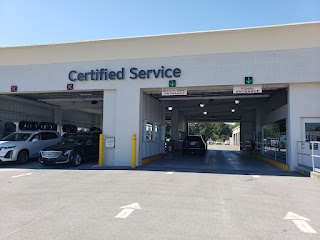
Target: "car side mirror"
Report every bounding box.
[32,138,38,143]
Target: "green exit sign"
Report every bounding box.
[245,76,253,84]
[169,80,176,87]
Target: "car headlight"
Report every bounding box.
[64,149,73,156]
[3,146,16,149]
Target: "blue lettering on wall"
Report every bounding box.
[68,67,181,81]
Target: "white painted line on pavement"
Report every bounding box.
[292,220,317,233]
[120,203,141,209]
[284,211,317,234]
[115,202,141,219]
[115,209,135,219]
[11,173,33,178]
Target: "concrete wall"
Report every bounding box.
[62,110,98,128]
[0,47,319,94]
[171,110,187,139]
[102,88,141,166]
[240,111,256,144]
[257,89,287,127]
[141,93,165,159]
[1,22,319,66]
[288,83,320,170]
[232,126,240,145]
[255,89,288,138]
[171,110,187,150]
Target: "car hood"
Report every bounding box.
[42,144,81,151]
[0,141,25,147]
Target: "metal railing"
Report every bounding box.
[244,141,287,165]
[311,141,320,172]
[257,141,287,165]
[297,141,320,173]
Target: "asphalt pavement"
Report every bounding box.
[0,154,319,240]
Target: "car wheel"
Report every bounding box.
[73,153,82,166]
[17,150,29,164]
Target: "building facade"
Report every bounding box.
[0,22,319,170]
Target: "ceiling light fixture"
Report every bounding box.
[168,106,173,111]
[203,111,208,115]
[199,103,205,108]
[231,109,236,113]
[235,99,240,104]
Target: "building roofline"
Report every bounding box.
[1,21,319,49]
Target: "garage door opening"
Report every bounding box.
[0,91,103,133]
[0,91,103,167]
[165,121,240,152]
[141,85,288,173]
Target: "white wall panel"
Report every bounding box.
[1,23,319,66]
[0,47,319,93]
[141,93,165,159]
[0,95,54,123]
[177,112,187,133]
[240,110,256,144]
[287,83,320,170]
[256,89,288,128]
[62,110,97,128]
[142,93,164,124]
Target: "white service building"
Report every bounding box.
[0,22,319,170]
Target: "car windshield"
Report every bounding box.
[1,133,32,141]
[58,136,88,146]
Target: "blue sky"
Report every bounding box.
[0,0,319,46]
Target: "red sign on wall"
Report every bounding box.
[67,84,74,90]
[11,86,17,92]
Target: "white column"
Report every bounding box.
[287,83,320,171]
[102,90,117,166]
[102,88,141,166]
[114,87,141,166]
[287,85,301,170]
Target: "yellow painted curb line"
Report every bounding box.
[142,153,166,165]
[256,154,290,171]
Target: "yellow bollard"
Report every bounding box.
[132,134,136,168]
[99,134,104,166]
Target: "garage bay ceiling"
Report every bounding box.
[9,91,104,115]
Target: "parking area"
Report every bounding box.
[0,164,319,240]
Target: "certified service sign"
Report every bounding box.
[233,86,262,94]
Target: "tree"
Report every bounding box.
[188,122,234,141]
